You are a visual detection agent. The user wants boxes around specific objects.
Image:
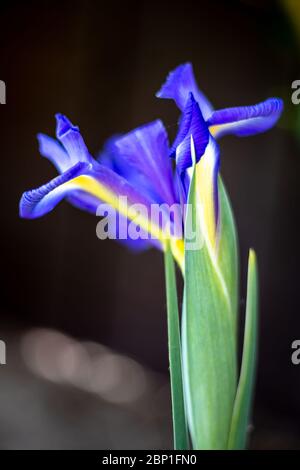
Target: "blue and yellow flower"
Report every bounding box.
[156,62,283,250]
[19,63,283,271]
[19,62,284,450]
[20,114,186,266]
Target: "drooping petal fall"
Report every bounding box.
[208,98,283,139]
[20,156,184,268]
[19,162,92,219]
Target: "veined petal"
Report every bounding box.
[192,135,220,252]
[208,98,283,138]
[67,190,103,214]
[173,93,209,174]
[97,142,161,216]
[114,120,177,206]
[55,114,93,166]
[156,62,213,120]
[19,162,91,219]
[20,161,184,269]
[37,133,71,173]
[99,133,165,205]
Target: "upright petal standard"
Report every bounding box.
[157,62,283,141]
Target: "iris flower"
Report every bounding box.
[19,62,283,450]
[19,63,283,271]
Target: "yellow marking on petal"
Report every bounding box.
[210,122,241,138]
[195,148,218,253]
[191,138,231,310]
[64,175,185,271]
[209,125,220,137]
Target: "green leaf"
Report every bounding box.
[227,249,258,450]
[182,163,237,449]
[218,176,239,325]
[164,242,189,450]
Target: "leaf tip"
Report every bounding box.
[248,248,257,266]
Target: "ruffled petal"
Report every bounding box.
[156,62,213,119]
[37,133,71,173]
[55,114,93,166]
[20,160,184,265]
[19,162,91,219]
[172,93,209,174]
[208,98,283,138]
[21,117,185,267]
[114,120,177,206]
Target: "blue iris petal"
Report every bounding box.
[156,62,213,120]
[19,162,91,219]
[35,115,103,216]
[99,134,163,206]
[172,93,209,174]
[99,134,143,184]
[208,98,284,138]
[114,120,177,206]
[20,148,174,252]
[97,132,177,251]
[67,190,103,214]
[37,133,71,173]
[55,114,93,166]
[20,114,181,253]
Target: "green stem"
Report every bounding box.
[164,243,189,450]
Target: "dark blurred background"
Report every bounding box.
[0,0,300,449]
